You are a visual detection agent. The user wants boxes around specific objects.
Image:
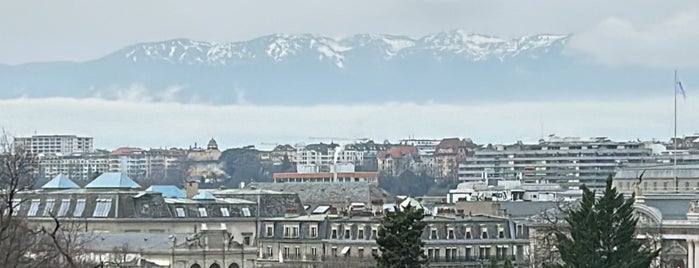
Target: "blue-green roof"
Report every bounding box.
[145,185,186,198]
[41,174,80,189]
[85,172,141,189]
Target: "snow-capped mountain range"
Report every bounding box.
[0,30,690,105]
[122,31,569,67]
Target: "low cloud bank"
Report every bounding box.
[0,96,694,149]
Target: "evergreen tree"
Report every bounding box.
[374,204,429,268]
[553,176,659,268]
[503,259,514,268]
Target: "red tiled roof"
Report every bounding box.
[377,146,418,159]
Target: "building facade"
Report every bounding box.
[14,134,93,155]
[458,137,657,189]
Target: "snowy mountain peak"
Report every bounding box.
[117,31,570,67]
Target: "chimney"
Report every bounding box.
[185,180,199,199]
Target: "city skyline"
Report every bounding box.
[3,94,696,150]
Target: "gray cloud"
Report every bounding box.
[1,0,697,68]
[0,96,693,149]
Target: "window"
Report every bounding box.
[283,247,290,258]
[311,247,317,258]
[358,229,364,240]
[244,235,251,246]
[358,247,364,258]
[292,226,299,238]
[176,207,186,217]
[663,181,668,190]
[344,229,351,239]
[284,226,291,238]
[266,225,274,237]
[445,247,456,261]
[11,199,21,216]
[498,226,505,238]
[220,207,230,217]
[430,229,438,239]
[433,247,440,261]
[28,199,40,216]
[267,246,273,258]
[481,228,488,239]
[371,228,378,239]
[447,229,455,239]
[294,247,301,257]
[465,227,472,239]
[241,207,251,217]
[57,199,70,217]
[331,247,338,257]
[371,247,378,256]
[43,199,55,216]
[465,246,472,260]
[310,226,318,238]
[198,207,208,217]
[93,199,112,217]
[73,199,86,217]
[515,224,522,236]
[331,228,338,239]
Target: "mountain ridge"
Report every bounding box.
[0,30,691,105]
[109,31,570,68]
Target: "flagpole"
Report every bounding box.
[674,69,678,192]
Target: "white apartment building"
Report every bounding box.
[108,147,186,180]
[293,144,364,167]
[14,135,93,155]
[458,137,659,189]
[38,153,109,181]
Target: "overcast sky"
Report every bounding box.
[2,1,698,148]
[1,0,698,67]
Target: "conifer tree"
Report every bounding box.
[374,204,429,268]
[552,176,659,268]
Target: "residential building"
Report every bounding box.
[14,134,93,155]
[256,200,530,267]
[431,138,474,180]
[458,136,658,189]
[38,152,109,181]
[377,145,419,176]
[108,147,186,181]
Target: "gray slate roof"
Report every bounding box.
[248,182,396,209]
[85,172,142,189]
[41,174,80,189]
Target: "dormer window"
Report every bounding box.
[465,227,472,239]
[175,207,186,217]
[447,228,455,239]
[481,227,488,239]
[266,225,274,237]
[498,225,505,239]
[220,207,230,217]
[198,207,208,217]
[43,199,55,216]
[430,229,438,240]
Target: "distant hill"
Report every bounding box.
[0,30,694,105]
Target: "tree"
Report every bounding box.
[0,134,92,268]
[552,176,659,268]
[374,204,428,268]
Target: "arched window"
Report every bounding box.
[190,264,202,268]
[228,264,240,268]
[209,264,221,268]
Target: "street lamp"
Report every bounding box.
[169,235,177,268]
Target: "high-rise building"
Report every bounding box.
[14,135,93,155]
